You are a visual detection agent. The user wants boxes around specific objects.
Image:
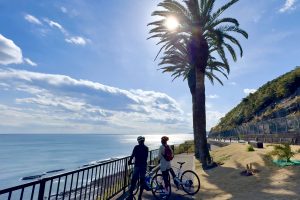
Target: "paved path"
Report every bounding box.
[114,153,196,200]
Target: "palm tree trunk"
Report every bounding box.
[193,69,211,166]
[188,33,211,167]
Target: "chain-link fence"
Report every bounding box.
[209,115,300,144]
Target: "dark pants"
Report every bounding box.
[161,168,176,189]
[129,166,146,200]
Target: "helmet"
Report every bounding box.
[137,136,145,142]
[161,136,169,142]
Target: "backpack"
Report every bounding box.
[163,145,174,161]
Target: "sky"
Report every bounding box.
[0,0,299,134]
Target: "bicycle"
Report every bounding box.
[128,164,171,200]
[152,161,200,198]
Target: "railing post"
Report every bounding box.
[149,151,152,165]
[123,159,128,194]
[38,179,46,200]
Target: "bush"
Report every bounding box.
[269,143,297,162]
[247,145,255,152]
[174,141,194,154]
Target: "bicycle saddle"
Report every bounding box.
[148,165,156,171]
[177,162,185,165]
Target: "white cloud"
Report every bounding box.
[207,94,219,99]
[243,88,257,95]
[0,68,190,133]
[206,111,225,130]
[0,34,23,65]
[24,58,37,67]
[61,7,67,13]
[44,19,89,46]
[206,103,212,109]
[279,0,296,12]
[229,81,237,85]
[44,19,67,35]
[65,36,88,46]
[0,35,36,67]
[24,14,42,25]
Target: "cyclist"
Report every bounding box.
[127,136,148,200]
[158,136,176,193]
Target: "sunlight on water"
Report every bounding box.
[121,134,193,149]
[0,134,193,189]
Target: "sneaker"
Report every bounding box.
[162,188,170,195]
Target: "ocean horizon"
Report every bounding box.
[0,133,193,190]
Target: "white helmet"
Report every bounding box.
[137,136,145,142]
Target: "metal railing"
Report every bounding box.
[0,149,159,200]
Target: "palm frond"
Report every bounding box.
[211,0,239,22]
[148,0,247,85]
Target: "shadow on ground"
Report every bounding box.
[196,153,300,200]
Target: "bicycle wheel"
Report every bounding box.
[128,171,139,195]
[151,174,171,200]
[180,170,200,195]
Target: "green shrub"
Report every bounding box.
[174,140,194,154]
[269,143,297,162]
[247,145,255,152]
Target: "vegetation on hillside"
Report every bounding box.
[211,67,300,132]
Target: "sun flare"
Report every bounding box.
[165,16,179,31]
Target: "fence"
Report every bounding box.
[209,115,300,144]
[0,149,159,200]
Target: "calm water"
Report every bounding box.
[0,134,193,189]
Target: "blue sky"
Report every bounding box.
[0,0,299,134]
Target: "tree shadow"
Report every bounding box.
[140,191,194,200]
[196,154,300,200]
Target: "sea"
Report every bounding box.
[0,134,193,190]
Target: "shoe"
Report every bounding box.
[126,195,134,200]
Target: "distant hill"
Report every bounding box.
[210,67,300,133]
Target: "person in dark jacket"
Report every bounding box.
[127,136,148,200]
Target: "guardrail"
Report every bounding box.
[0,149,159,200]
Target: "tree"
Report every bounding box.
[148,0,248,168]
[269,144,298,162]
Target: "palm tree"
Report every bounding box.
[148,0,248,168]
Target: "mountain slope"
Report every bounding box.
[211,67,300,133]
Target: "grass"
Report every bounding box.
[211,153,231,165]
[247,145,255,152]
[194,143,300,199]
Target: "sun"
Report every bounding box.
[165,16,179,31]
